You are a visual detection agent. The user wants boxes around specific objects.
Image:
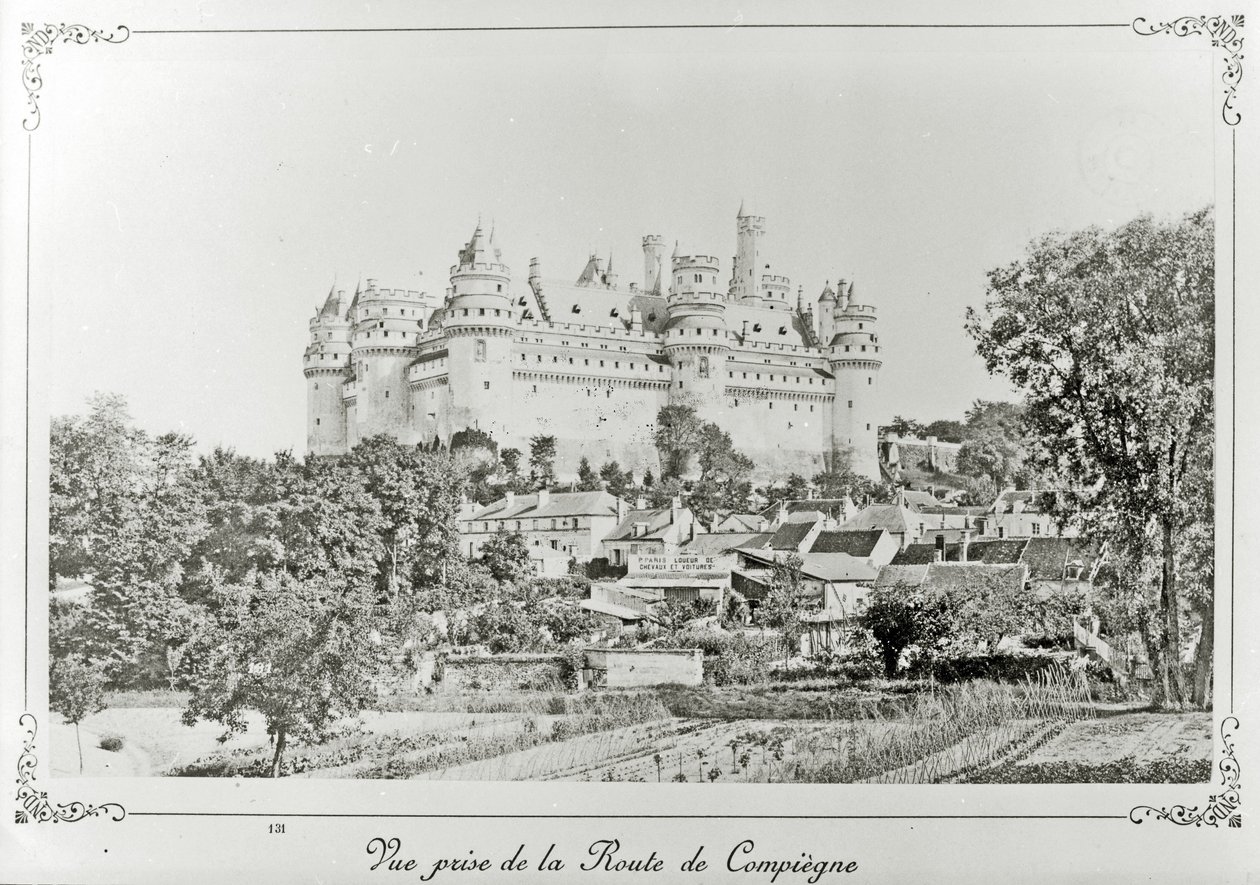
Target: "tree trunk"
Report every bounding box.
[1191,599,1214,708]
[270,729,287,778]
[76,722,84,774]
[1160,519,1187,707]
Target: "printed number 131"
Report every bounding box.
[269,823,286,834]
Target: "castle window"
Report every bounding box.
[858,323,863,330]
[569,357,574,364]
[848,400,853,408]
[463,309,469,316]
[769,401,773,409]
[678,381,683,389]
[316,418,321,426]
[497,284,502,292]
[314,383,319,390]
[479,308,485,316]
[484,381,490,390]
[553,356,558,363]
[537,354,542,362]
[868,377,872,385]
[810,405,814,412]
[866,423,871,430]
[861,345,867,352]
[614,361,619,368]
[475,339,487,362]
[599,360,604,367]
[384,331,389,337]
[584,359,589,365]
[385,391,390,398]
[495,309,501,317]
[532,385,537,393]
[521,354,526,361]
[793,403,798,411]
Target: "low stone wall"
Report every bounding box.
[584,648,703,688]
[439,654,568,692]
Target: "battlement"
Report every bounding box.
[840,303,877,315]
[761,274,791,287]
[642,234,665,246]
[671,254,720,270]
[666,290,726,305]
[451,262,510,276]
[361,287,427,300]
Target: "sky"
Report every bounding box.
[36,20,1216,457]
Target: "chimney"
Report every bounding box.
[538,488,550,508]
[935,533,946,563]
[616,498,628,522]
[636,495,647,510]
[630,305,643,332]
[960,529,972,563]
[504,491,515,509]
[670,496,682,520]
[742,319,750,340]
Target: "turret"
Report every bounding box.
[642,235,665,294]
[304,282,353,455]
[827,279,882,481]
[664,253,730,431]
[817,280,838,343]
[443,219,516,439]
[730,201,767,306]
[349,277,430,444]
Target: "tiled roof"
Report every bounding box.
[891,539,1030,566]
[809,529,885,557]
[718,513,764,531]
[768,520,817,550]
[468,490,620,521]
[874,564,930,587]
[840,503,918,536]
[890,544,939,566]
[733,532,775,551]
[922,562,1028,593]
[1020,537,1102,582]
[736,548,878,582]
[678,532,766,555]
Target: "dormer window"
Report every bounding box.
[647,312,657,323]
[778,326,787,334]
[610,308,619,317]
[753,323,762,332]
[572,304,581,313]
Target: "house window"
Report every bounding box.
[1032,523,1042,535]
[998,527,1005,538]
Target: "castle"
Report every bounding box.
[304,204,885,481]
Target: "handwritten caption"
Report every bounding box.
[367,837,859,883]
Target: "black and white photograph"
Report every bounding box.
[1,2,1255,882]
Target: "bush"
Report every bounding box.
[530,575,592,599]
[906,651,1065,684]
[98,734,125,752]
[579,558,627,580]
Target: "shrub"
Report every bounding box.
[98,734,125,752]
[906,651,1064,684]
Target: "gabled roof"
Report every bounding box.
[716,513,763,532]
[768,520,817,550]
[874,564,929,587]
[604,508,678,542]
[922,562,1028,593]
[840,503,919,536]
[891,538,1030,566]
[468,490,620,521]
[736,548,879,582]
[809,529,886,557]
[733,532,775,551]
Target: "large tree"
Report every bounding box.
[966,206,1214,707]
[182,571,380,777]
[528,434,557,491]
[654,405,704,479]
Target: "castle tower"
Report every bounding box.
[349,277,428,444]
[304,282,352,455]
[730,200,768,306]
[827,280,882,480]
[443,219,516,438]
[663,253,730,428]
[642,235,665,294]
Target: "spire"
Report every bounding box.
[606,250,614,276]
[319,280,341,317]
[672,240,680,259]
[818,280,837,302]
[737,197,745,217]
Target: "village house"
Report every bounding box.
[600,498,701,566]
[981,488,1081,539]
[838,500,924,549]
[457,488,623,560]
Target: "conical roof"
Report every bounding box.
[818,280,837,302]
[318,281,342,317]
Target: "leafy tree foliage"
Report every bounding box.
[599,460,634,499]
[528,434,557,490]
[886,416,925,437]
[182,571,380,777]
[575,456,601,491]
[759,554,808,663]
[655,404,704,479]
[966,206,1214,706]
[862,584,953,677]
[478,529,533,585]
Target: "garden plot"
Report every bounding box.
[1016,713,1213,767]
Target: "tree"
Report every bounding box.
[575,456,601,491]
[182,572,380,777]
[886,416,925,438]
[49,654,108,774]
[923,419,966,444]
[346,436,462,599]
[528,435,557,490]
[862,584,953,677]
[655,405,703,479]
[478,529,533,586]
[759,554,807,665]
[500,447,523,479]
[966,206,1214,707]
[599,460,634,499]
[943,569,1039,651]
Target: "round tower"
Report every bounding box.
[826,281,882,481]
[663,253,730,425]
[304,283,352,455]
[443,220,516,439]
[350,278,427,443]
[730,201,767,306]
[642,235,665,294]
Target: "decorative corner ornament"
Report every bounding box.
[1132,15,1245,125]
[20,22,131,132]
[1129,717,1241,828]
[14,714,126,824]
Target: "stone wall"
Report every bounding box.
[584,648,704,688]
[438,654,568,693]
